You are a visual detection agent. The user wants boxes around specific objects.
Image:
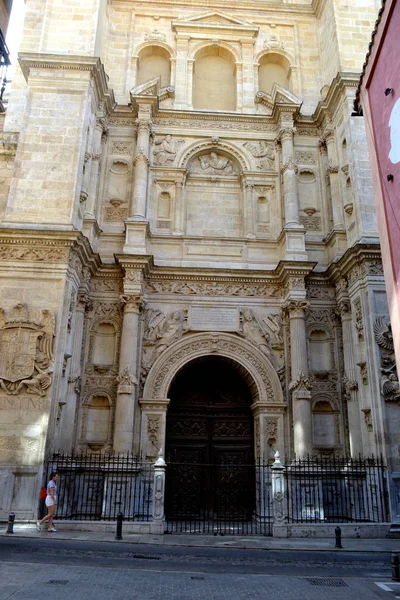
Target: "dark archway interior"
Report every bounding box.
[165,356,255,520]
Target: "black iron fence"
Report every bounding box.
[165,461,272,535]
[42,453,390,530]
[286,455,390,524]
[43,451,154,521]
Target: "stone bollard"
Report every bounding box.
[115,512,123,540]
[152,454,166,535]
[391,552,400,581]
[271,451,288,538]
[6,512,15,534]
[335,526,342,548]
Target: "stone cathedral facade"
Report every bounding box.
[0,0,399,526]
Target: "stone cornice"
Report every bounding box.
[0,228,102,272]
[327,241,382,284]
[18,53,115,114]
[312,71,361,128]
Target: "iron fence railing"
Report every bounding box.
[43,451,154,521]
[285,454,390,524]
[165,461,272,535]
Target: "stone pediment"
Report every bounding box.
[130,77,175,107]
[255,84,302,112]
[172,11,258,35]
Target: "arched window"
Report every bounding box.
[85,395,111,446]
[258,53,290,94]
[92,323,116,366]
[193,46,236,111]
[309,329,332,371]
[137,46,171,87]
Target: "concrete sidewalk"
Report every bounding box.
[1,522,399,552]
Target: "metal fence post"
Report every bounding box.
[152,454,166,534]
[271,451,288,538]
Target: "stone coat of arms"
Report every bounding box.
[0,304,55,396]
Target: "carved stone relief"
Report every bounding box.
[354,298,364,342]
[296,151,317,165]
[153,135,185,166]
[141,308,186,389]
[0,304,55,396]
[110,141,133,156]
[243,141,275,170]
[374,316,400,402]
[144,279,282,297]
[0,245,69,262]
[188,152,238,175]
[238,309,271,357]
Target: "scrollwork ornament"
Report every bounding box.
[280,155,298,174]
[116,365,137,394]
[289,371,312,392]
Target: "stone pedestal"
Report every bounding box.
[139,399,170,460]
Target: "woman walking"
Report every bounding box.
[36,472,58,532]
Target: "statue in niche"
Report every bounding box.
[153,135,184,166]
[191,152,236,175]
[244,141,275,170]
[238,309,271,356]
[374,316,400,402]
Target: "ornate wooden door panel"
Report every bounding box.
[165,357,255,520]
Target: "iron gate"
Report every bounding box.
[165,461,272,535]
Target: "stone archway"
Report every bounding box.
[140,332,286,461]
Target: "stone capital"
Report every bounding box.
[282,300,309,318]
[120,294,144,313]
[278,127,296,142]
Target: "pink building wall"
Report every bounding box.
[360,0,400,371]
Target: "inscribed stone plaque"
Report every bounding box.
[190,307,238,332]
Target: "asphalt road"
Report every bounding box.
[0,537,392,578]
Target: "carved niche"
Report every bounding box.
[0,304,55,396]
[185,150,241,237]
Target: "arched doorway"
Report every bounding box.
[165,355,256,524]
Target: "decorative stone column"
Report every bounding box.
[279,126,300,228]
[323,129,344,230]
[114,294,143,452]
[59,291,91,450]
[84,118,104,219]
[129,120,151,220]
[284,299,313,458]
[336,283,362,455]
[173,176,185,235]
[186,59,194,108]
[243,181,255,238]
